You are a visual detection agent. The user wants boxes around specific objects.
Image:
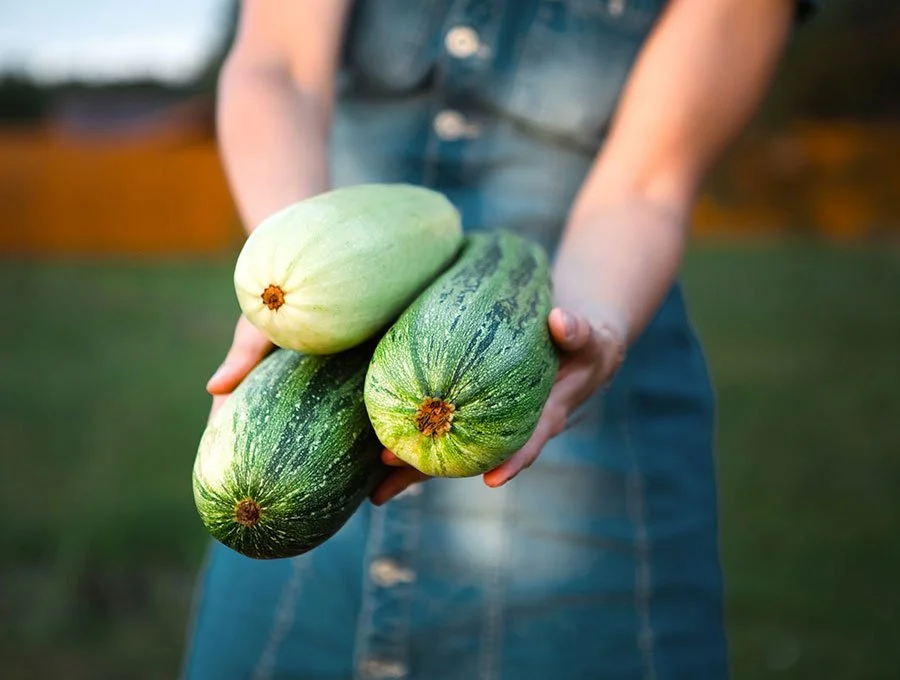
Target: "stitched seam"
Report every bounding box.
[682,285,732,676]
[251,557,309,680]
[623,380,658,680]
[478,484,509,680]
[422,0,461,189]
[393,491,424,674]
[352,504,387,679]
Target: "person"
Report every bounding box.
[181,1,815,678]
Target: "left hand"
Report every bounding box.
[369,307,626,505]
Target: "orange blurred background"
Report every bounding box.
[4,117,900,255]
[1,1,899,256]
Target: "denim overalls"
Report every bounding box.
[183,2,812,677]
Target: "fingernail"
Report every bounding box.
[562,311,577,342]
[208,364,228,384]
[486,469,516,488]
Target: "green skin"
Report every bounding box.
[192,346,388,560]
[364,231,560,477]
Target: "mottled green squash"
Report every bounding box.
[192,346,387,559]
[364,230,559,477]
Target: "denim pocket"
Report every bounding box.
[344,0,445,91]
[487,0,661,148]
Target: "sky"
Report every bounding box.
[0,0,231,84]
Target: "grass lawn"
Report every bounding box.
[1,240,898,679]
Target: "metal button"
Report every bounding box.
[433,109,479,141]
[369,557,416,587]
[609,0,625,17]
[360,658,408,679]
[444,25,480,59]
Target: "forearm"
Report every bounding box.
[553,198,688,345]
[217,61,332,232]
[553,0,794,346]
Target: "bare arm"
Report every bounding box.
[217,0,352,229]
[207,0,351,410]
[377,0,799,498]
[478,0,796,488]
[554,0,794,344]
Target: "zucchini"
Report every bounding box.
[233,183,463,354]
[364,230,559,477]
[192,346,387,559]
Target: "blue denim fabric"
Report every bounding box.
[178,1,763,677]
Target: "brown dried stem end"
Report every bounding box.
[261,284,285,311]
[234,499,262,526]
[415,397,456,437]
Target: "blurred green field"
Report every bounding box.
[1,241,898,680]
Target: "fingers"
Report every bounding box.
[551,309,627,396]
[381,449,411,467]
[546,362,601,419]
[370,467,430,506]
[548,307,593,352]
[207,316,274,395]
[482,402,566,488]
[481,308,594,489]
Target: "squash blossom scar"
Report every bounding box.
[415,397,455,436]
[261,284,285,310]
[235,498,263,526]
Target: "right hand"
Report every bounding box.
[207,315,274,419]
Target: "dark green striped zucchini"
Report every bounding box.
[192,346,388,559]
[364,230,559,477]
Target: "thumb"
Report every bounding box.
[548,307,593,352]
[207,316,274,395]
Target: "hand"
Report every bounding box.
[207,315,275,419]
[369,307,626,505]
